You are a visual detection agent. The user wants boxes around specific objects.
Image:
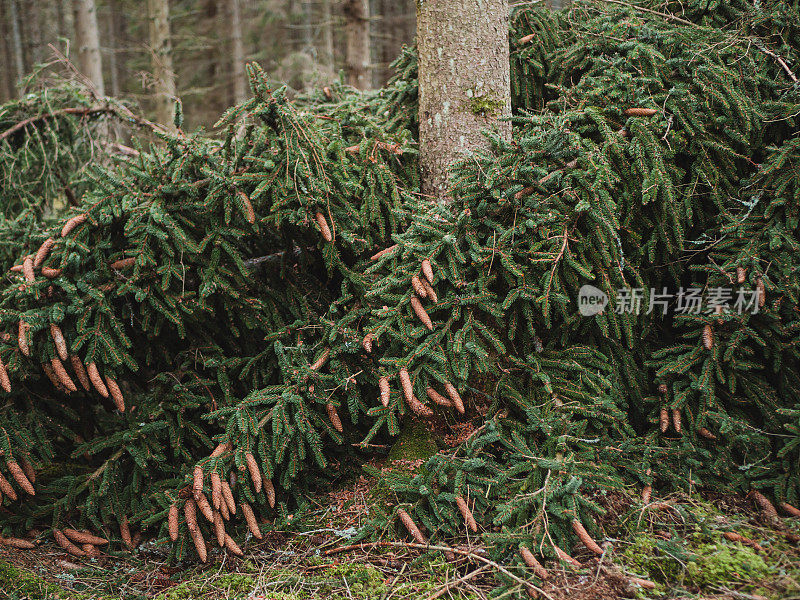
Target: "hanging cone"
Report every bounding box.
[0,357,11,393]
[110,257,136,270]
[779,502,800,518]
[736,266,746,284]
[63,529,108,546]
[245,452,262,493]
[444,382,465,414]
[422,280,438,303]
[61,214,88,238]
[33,238,55,268]
[51,358,78,393]
[698,427,717,440]
[426,387,452,407]
[224,534,244,557]
[361,333,373,353]
[702,324,713,349]
[263,478,276,508]
[672,408,682,433]
[191,525,208,562]
[410,297,433,330]
[315,212,333,242]
[213,511,225,546]
[50,324,69,361]
[310,349,330,371]
[18,321,30,357]
[750,490,778,519]
[241,502,263,539]
[396,509,427,544]
[87,363,109,397]
[211,472,222,509]
[70,355,91,391]
[7,461,34,495]
[326,403,343,432]
[237,191,255,224]
[22,257,34,282]
[370,245,398,261]
[455,496,477,532]
[196,492,214,522]
[193,466,204,500]
[379,376,390,407]
[624,107,658,116]
[221,480,236,515]
[421,259,434,283]
[399,368,413,404]
[411,276,427,298]
[168,503,180,541]
[571,519,604,555]
[105,376,125,411]
[519,545,549,579]
[53,529,85,557]
[119,516,133,549]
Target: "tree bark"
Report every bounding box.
[227,0,247,104]
[21,0,42,68]
[56,0,67,40]
[7,0,25,88]
[72,0,105,95]
[343,0,370,90]
[147,0,177,126]
[0,1,14,100]
[106,1,120,97]
[416,0,511,200]
[321,0,335,73]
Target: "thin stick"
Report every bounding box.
[424,565,489,600]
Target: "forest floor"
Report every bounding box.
[2,468,800,600]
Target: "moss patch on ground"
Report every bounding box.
[155,559,475,600]
[1,560,87,600]
[615,495,800,599]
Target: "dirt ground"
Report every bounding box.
[2,481,799,600]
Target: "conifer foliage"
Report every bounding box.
[0,1,799,595]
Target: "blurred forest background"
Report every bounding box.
[0,0,551,131]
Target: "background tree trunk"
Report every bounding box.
[343,0,370,89]
[7,0,25,91]
[228,0,247,104]
[72,0,105,95]
[321,0,335,74]
[0,1,14,100]
[21,0,42,69]
[416,0,511,200]
[147,0,176,125]
[106,1,121,98]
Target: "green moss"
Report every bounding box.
[468,93,506,118]
[685,542,771,587]
[312,563,387,598]
[0,560,85,600]
[156,573,256,600]
[387,421,438,463]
